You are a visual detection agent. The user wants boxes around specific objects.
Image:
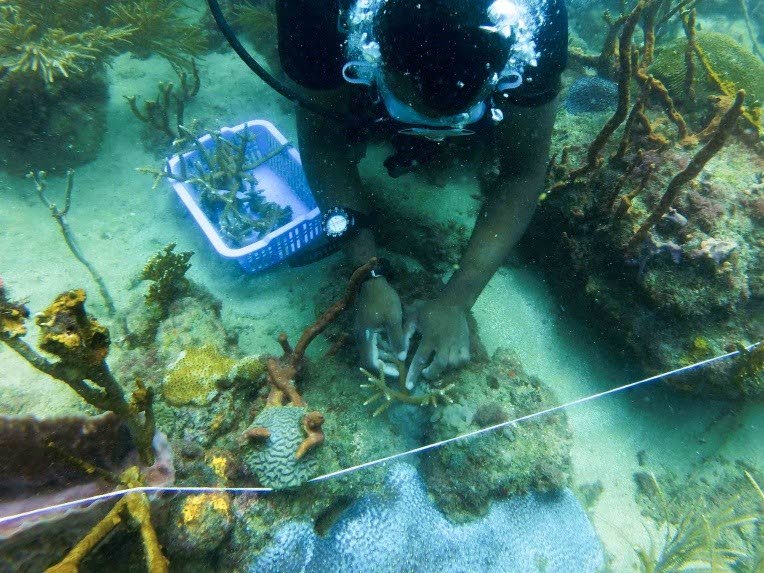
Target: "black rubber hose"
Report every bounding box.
[205,0,352,124]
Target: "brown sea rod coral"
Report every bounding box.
[239,260,376,488]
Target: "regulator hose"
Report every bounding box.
[205,0,353,124]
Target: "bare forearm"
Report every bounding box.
[441,99,556,309]
[440,169,545,309]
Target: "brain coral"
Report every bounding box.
[162,345,236,406]
[564,76,619,115]
[241,406,318,489]
[650,31,763,119]
[248,463,603,573]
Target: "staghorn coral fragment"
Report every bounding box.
[125,61,200,144]
[360,365,454,416]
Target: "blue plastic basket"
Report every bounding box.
[166,120,322,273]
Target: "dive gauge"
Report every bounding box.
[322,207,354,238]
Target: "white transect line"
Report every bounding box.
[0,343,759,525]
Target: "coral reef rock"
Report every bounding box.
[248,463,603,573]
[163,493,233,558]
[241,406,319,489]
[424,348,572,520]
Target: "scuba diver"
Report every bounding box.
[210,0,568,387]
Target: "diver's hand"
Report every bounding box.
[354,277,407,376]
[404,299,470,389]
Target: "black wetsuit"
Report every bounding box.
[277,0,568,106]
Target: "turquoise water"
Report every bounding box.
[0,0,762,571]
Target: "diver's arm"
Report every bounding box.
[440,100,557,309]
[295,89,377,267]
[296,89,407,365]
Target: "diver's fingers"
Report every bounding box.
[381,361,399,378]
[378,348,399,363]
[450,344,470,368]
[385,317,407,360]
[358,329,380,372]
[448,345,462,368]
[422,349,449,381]
[403,300,424,335]
[405,342,434,390]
